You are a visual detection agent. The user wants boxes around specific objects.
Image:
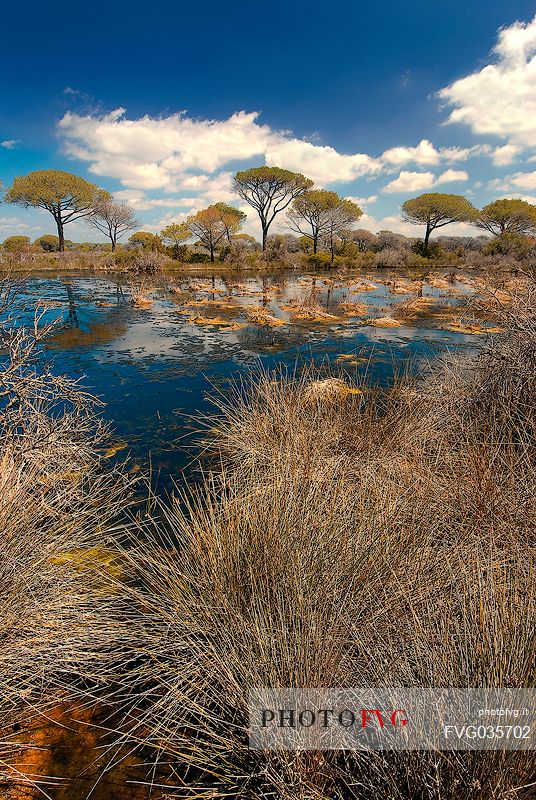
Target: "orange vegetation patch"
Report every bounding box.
[365,316,402,328]
[183,298,235,309]
[389,281,417,294]
[292,308,338,322]
[188,315,246,330]
[393,296,437,320]
[301,378,363,405]
[338,301,369,316]
[429,278,450,289]
[131,295,153,309]
[3,702,169,800]
[444,321,505,335]
[349,280,378,292]
[335,354,368,365]
[187,281,213,292]
[246,307,286,327]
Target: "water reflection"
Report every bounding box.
[10,269,482,492]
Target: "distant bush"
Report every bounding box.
[307,252,333,268]
[128,231,163,251]
[35,234,60,252]
[188,252,211,263]
[484,232,534,259]
[3,235,30,253]
[166,244,192,262]
[374,248,409,268]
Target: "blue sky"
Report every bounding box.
[1,1,536,242]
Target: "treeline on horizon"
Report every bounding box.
[2,167,536,268]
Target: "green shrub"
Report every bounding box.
[307,252,333,268]
[3,235,30,253]
[35,234,60,252]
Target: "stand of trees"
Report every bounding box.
[6,170,109,251]
[233,167,313,250]
[3,167,536,263]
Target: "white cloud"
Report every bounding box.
[436,168,469,184]
[58,109,273,190]
[1,140,20,149]
[487,170,536,193]
[383,168,468,194]
[383,171,436,193]
[358,211,473,237]
[492,144,519,166]
[58,108,384,191]
[0,216,40,233]
[264,138,380,184]
[380,139,485,167]
[508,170,536,190]
[439,15,536,151]
[59,107,489,194]
[346,194,378,206]
[113,172,236,212]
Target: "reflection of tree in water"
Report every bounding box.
[48,318,128,350]
[235,322,315,354]
[62,279,79,327]
[49,278,130,349]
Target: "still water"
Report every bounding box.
[10,269,481,492]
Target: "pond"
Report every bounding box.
[8,268,484,494]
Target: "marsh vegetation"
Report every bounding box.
[0,266,534,799]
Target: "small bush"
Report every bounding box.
[188,252,212,263]
[307,252,333,268]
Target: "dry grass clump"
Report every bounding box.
[108,281,535,798]
[130,278,155,308]
[281,289,338,322]
[0,282,132,792]
[246,305,286,327]
[393,296,437,321]
[365,314,401,327]
[338,300,368,316]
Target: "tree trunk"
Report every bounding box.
[313,235,318,254]
[423,224,431,255]
[210,243,215,262]
[262,226,268,251]
[111,238,116,252]
[56,217,65,252]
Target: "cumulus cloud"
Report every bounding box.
[1,140,20,149]
[439,15,536,152]
[508,170,536,190]
[114,172,236,211]
[492,144,519,166]
[381,139,485,167]
[345,194,378,206]
[383,168,468,194]
[358,211,473,237]
[58,108,383,190]
[57,107,486,195]
[487,170,536,193]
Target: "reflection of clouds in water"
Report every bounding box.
[24,271,480,371]
[93,313,253,364]
[356,322,475,345]
[14,270,483,492]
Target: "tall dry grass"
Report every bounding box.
[107,280,535,798]
[0,280,133,793]
[0,276,534,798]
